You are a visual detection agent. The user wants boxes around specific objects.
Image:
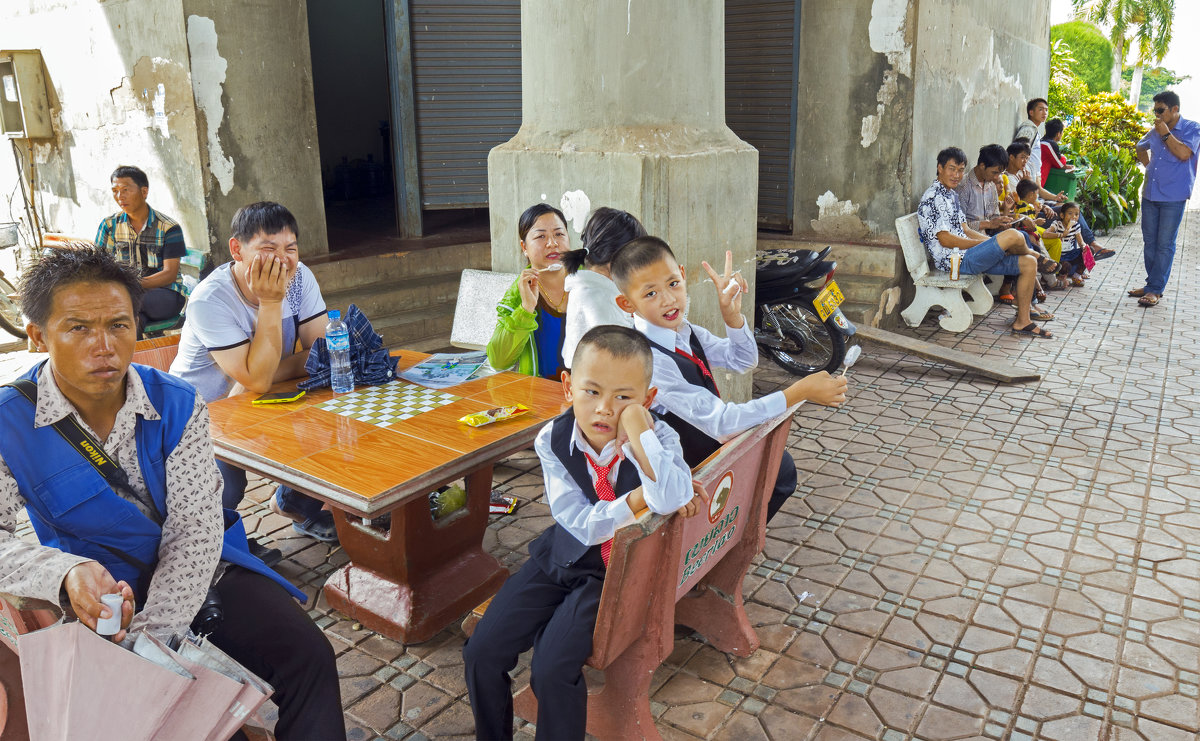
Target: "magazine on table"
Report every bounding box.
[397,351,499,389]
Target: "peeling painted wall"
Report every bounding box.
[181,0,327,261]
[792,0,1050,242]
[911,0,1052,200]
[0,0,207,259]
[794,0,916,242]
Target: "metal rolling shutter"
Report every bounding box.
[409,0,521,208]
[725,0,800,230]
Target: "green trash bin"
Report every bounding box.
[1044,168,1081,201]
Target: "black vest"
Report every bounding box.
[646,332,723,468]
[528,409,642,573]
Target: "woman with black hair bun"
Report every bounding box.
[559,207,647,368]
[486,203,572,379]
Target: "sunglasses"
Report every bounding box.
[1154,107,1168,115]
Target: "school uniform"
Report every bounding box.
[633,314,799,521]
[463,409,691,741]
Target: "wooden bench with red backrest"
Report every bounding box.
[131,334,181,373]
[463,408,794,740]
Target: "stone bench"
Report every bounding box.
[896,212,994,333]
[463,408,794,740]
[450,268,519,352]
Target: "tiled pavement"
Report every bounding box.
[3,210,1199,740]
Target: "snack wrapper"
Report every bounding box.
[459,404,531,427]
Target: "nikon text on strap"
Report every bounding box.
[5,378,164,526]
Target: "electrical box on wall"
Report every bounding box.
[0,50,53,139]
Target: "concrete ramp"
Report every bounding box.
[855,325,1040,383]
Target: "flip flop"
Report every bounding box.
[1128,288,1147,297]
[1030,311,1055,321]
[1011,323,1053,339]
[998,293,1016,305]
[1138,294,1160,307]
[1094,248,1116,260]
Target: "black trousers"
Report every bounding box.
[766,450,798,522]
[463,552,604,741]
[206,567,345,741]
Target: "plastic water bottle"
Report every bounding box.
[327,310,354,393]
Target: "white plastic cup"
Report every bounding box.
[95,593,124,636]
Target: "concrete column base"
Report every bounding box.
[489,130,758,401]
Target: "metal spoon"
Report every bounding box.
[838,345,862,376]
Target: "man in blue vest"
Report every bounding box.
[0,247,344,740]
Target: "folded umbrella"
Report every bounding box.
[299,303,398,391]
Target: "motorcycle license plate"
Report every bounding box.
[813,280,844,321]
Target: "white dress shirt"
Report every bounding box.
[561,269,634,368]
[634,315,789,442]
[534,417,692,547]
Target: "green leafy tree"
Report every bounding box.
[1071,0,1175,105]
[1120,65,1190,111]
[1049,39,1091,116]
[1051,21,1115,93]
[1061,92,1150,231]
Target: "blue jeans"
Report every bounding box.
[216,460,325,520]
[960,235,1022,276]
[1141,199,1187,294]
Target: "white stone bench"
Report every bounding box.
[450,268,519,351]
[896,213,993,333]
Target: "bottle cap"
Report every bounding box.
[328,309,341,320]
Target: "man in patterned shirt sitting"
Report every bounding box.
[95,166,188,336]
[916,147,1052,340]
[0,247,344,740]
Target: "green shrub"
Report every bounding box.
[1051,21,1114,94]
[1062,92,1149,232]
[1049,39,1089,117]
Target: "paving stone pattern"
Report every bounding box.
[4,212,1199,740]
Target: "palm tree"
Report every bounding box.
[1071,0,1174,107]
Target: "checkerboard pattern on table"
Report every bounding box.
[316,381,460,428]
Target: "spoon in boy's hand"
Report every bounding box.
[837,345,862,376]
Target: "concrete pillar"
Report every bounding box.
[488,0,758,400]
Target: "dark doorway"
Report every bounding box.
[725,0,801,232]
[307,0,395,251]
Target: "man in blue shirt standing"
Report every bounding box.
[1132,90,1200,308]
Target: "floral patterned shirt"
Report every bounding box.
[0,365,223,642]
[916,180,967,273]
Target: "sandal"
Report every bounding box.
[1070,276,1085,287]
[1030,311,1055,321]
[998,293,1016,305]
[1138,294,1160,307]
[1093,247,1116,260]
[1128,288,1147,297]
[1011,323,1053,339]
[1037,257,1059,274]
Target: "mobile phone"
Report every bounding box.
[252,389,306,405]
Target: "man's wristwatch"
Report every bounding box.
[1161,132,1171,142]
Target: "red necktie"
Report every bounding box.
[584,453,619,566]
[675,347,720,398]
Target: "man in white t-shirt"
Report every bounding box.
[171,202,336,544]
[1014,98,1048,184]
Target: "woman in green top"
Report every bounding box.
[486,203,572,379]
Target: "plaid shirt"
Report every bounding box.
[95,207,187,295]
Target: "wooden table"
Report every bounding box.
[208,353,565,643]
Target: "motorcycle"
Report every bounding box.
[0,223,25,340]
[754,246,855,376]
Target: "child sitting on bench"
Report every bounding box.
[463,325,703,741]
[610,237,847,521]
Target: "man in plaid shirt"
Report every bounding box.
[95,166,187,335]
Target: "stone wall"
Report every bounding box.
[0,0,328,267]
[181,0,327,261]
[0,0,207,259]
[911,0,1052,202]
